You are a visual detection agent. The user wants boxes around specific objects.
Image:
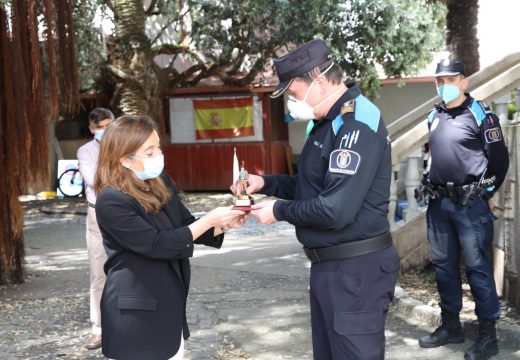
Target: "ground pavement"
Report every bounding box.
[0,194,519,359]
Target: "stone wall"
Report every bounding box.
[392,209,431,271]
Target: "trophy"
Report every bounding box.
[233,157,254,211]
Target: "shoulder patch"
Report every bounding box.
[329,149,361,175]
[485,127,502,143]
[354,95,380,133]
[468,99,491,127]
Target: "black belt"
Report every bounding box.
[433,185,465,197]
[88,202,95,208]
[303,232,393,263]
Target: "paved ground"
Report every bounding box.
[1,194,520,359]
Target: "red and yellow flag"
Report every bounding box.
[193,98,254,140]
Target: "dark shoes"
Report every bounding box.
[464,319,499,360]
[419,326,465,348]
[419,310,465,348]
[86,334,102,350]
[419,313,499,360]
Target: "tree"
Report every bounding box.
[92,0,445,125]
[0,0,79,284]
[429,0,480,75]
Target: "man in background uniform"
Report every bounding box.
[77,107,114,349]
[418,59,509,360]
[232,39,400,360]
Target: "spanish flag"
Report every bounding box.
[193,98,254,140]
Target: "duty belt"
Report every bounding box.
[433,184,465,197]
[303,231,393,263]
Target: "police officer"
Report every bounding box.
[232,39,400,360]
[418,59,509,360]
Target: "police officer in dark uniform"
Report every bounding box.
[232,39,400,360]
[418,59,509,360]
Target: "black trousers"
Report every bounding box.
[309,245,399,360]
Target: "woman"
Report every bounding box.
[94,115,245,360]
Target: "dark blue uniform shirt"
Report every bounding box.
[261,83,392,248]
[428,95,509,188]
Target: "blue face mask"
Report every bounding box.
[436,84,461,104]
[131,154,164,180]
[94,129,105,141]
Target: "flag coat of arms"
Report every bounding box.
[193,98,254,140]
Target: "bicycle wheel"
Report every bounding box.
[57,168,84,197]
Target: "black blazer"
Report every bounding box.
[96,179,223,360]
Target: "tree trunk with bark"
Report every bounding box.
[0,0,79,285]
[445,0,480,75]
[107,0,163,130]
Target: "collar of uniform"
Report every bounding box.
[437,93,473,112]
[324,82,360,121]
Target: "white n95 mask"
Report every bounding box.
[287,95,316,121]
[286,62,343,121]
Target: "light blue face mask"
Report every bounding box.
[436,84,461,104]
[131,154,164,180]
[94,129,105,141]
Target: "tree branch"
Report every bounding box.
[105,64,141,88]
[150,6,190,45]
[151,18,177,45]
[220,56,268,87]
[104,0,114,12]
[152,44,209,71]
[145,0,158,15]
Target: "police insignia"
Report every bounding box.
[341,100,355,115]
[485,128,502,143]
[329,149,361,175]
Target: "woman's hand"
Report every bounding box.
[207,206,247,229]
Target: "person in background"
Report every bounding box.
[76,107,114,350]
[418,59,509,360]
[94,115,246,360]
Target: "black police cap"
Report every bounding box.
[435,58,466,77]
[271,39,332,98]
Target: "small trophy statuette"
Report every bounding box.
[233,160,254,211]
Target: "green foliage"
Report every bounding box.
[190,0,325,63]
[323,0,446,96]
[72,0,108,91]
[79,0,446,96]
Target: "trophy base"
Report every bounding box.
[232,205,252,211]
[232,197,254,212]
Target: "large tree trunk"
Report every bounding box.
[446,0,480,75]
[108,0,163,130]
[0,0,78,285]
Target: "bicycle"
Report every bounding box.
[57,166,84,197]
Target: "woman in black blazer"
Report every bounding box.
[94,115,245,360]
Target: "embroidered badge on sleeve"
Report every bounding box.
[485,127,502,143]
[329,149,361,175]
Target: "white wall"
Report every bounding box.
[288,82,434,155]
[478,0,520,68]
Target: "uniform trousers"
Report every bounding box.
[426,196,500,320]
[309,245,400,360]
[86,206,108,334]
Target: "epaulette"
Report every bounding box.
[333,99,355,136]
[341,99,355,115]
